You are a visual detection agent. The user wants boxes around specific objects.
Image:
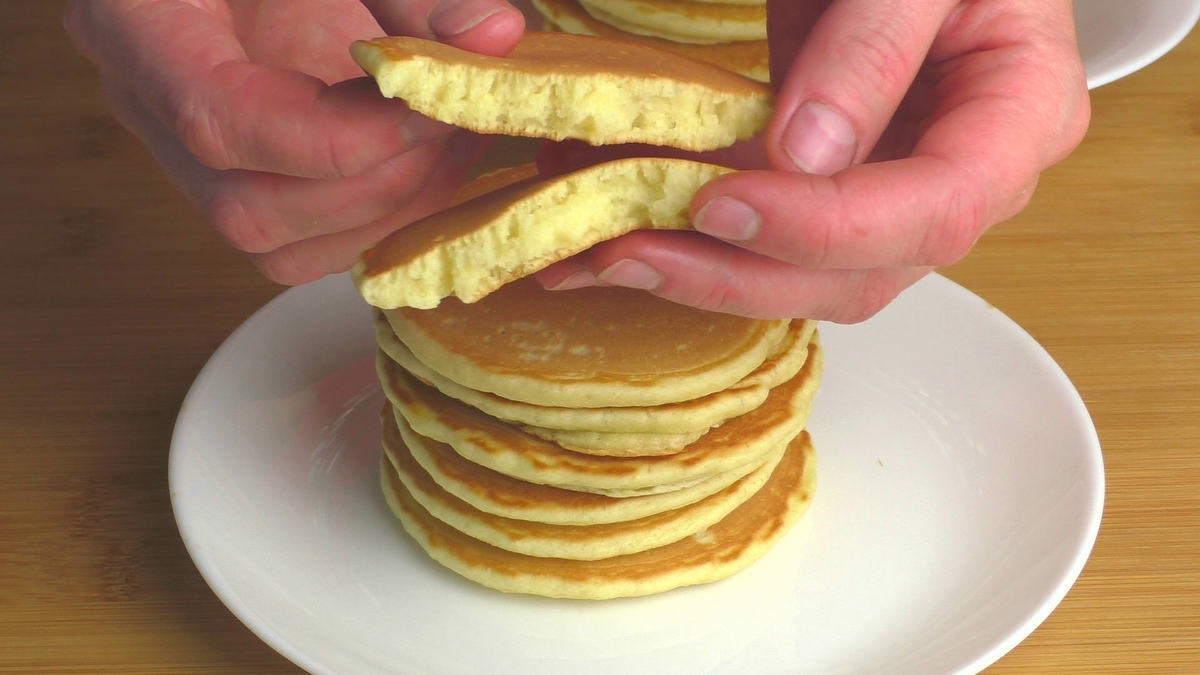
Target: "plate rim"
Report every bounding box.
[912,277,1106,675]
[169,272,1106,675]
[169,280,346,675]
[1083,0,1200,89]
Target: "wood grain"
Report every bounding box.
[1,2,1197,673]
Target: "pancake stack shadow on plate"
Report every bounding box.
[348,31,820,599]
[532,0,770,82]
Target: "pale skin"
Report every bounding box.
[65,0,1090,323]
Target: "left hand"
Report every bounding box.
[535,0,1091,322]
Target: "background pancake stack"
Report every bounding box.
[371,276,823,598]
[532,0,770,82]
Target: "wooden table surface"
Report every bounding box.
[2,2,1198,673]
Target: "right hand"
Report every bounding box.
[64,0,525,284]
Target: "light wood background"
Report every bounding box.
[1,2,1197,673]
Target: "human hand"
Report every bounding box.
[63,0,525,284]
[536,0,1090,322]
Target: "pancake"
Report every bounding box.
[383,277,790,408]
[350,32,772,149]
[381,429,817,599]
[454,163,541,204]
[384,409,785,560]
[379,339,823,493]
[521,425,706,455]
[396,406,774,525]
[578,0,766,45]
[376,313,813,434]
[533,0,768,82]
[508,319,817,456]
[354,158,734,310]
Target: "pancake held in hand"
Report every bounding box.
[383,276,790,408]
[351,32,771,149]
[354,158,734,310]
[376,312,813,435]
[393,408,773,525]
[384,409,785,560]
[381,430,817,599]
[533,0,768,82]
[378,339,823,494]
[578,0,766,44]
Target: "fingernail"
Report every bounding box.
[547,270,596,291]
[428,0,506,38]
[595,259,662,290]
[694,197,760,241]
[781,101,857,176]
[402,113,453,147]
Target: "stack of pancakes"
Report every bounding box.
[350,32,820,598]
[373,275,822,599]
[532,0,770,82]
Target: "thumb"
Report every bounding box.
[765,0,956,175]
[360,0,525,55]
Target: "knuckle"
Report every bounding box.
[830,273,898,324]
[207,189,280,254]
[176,97,237,171]
[62,0,98,58]
[789,177,846,269]
[921,177,987,267]
[62,1,85,39]
[840,21,917,96]
[688,277,738,314]
[1067,86,1092,148]
[251,248,323,287]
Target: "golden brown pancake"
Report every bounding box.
[381,429,817,599]
[376,314,814,435]
[384,407,785,560]
[394,404,775,525]
[520,425,707,455]
[383,276,790,408]
[351,31,771,149]
[533,0,768,82]
[378,339,823,493]
[353,158,735,310]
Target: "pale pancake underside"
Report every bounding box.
[380,430,817,599]
[578,0,766,45]
[375,313,813,436]
[351,32,771,150]
[378,339,823,493]
[385,410,785,560]
[532,0,769,82]
[354,158,736,311]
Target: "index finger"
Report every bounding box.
[66,0,451,179]
[690,34,1090,270]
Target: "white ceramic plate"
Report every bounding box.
[1077,0,1200,88]
[171,273,1104,675]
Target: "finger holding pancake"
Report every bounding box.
[100,78,483,285]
